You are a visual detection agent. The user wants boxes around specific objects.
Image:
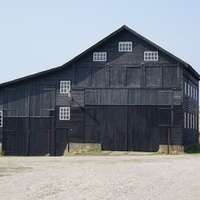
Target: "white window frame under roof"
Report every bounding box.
[93,52,107,61]
[60,81,71,94]
[0,111,3,127]
[118,42,132,52]
[188,83,190,96]
[187,113,190,129]
[184,112,187,129]
[184,82,187,95]
[144,51,158,61]
[196,89,198,101]
[59,107,70,120]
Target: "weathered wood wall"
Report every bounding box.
[0,28,199,155]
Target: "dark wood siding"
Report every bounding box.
[1,26,199,155]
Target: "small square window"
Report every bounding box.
[144,51,158,61]
[93,52,107,61]
[60,81,71,93]
[0,111,3,127]
[118,42,132,52]
[59,107,70,120]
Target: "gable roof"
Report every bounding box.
[0,25,199,87]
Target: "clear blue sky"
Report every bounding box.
[1,0,200,83]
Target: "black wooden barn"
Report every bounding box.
[0,25,199,155]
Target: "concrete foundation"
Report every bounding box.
[158,145,185,154]
[0,142,2,155]
[64,143,101,155]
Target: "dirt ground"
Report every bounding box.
[1,154,200,200]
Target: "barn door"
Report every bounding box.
[3,117,17,155]
[55,128,68,156]
[28,84,56,156]
[84,106,100,143]
[3,84,56,156]
[127,106,161,152]
[100,106,128,151]
[3,117,29,155]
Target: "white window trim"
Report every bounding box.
[60,81,71,94]
[193,114,195,129]
[144,51,158,61]
[118,42,132,52]
[190,113,193,129]
[187,113,190,129]
[59,107,70,120]
[196,89,198,101]
[196,115,198,129]
[93,52,107,61]
[184,112,187,129]
[190,85,193,97]
[184,82,187,95]
[193,88,195,99]
[0,111,2,127]
[188,84,190,96]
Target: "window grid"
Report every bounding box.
[59,107,70,120]
[93,52,107,61]
[0,111,2,127]
[118,42,132,52]
[60,81,71,93]
[144,51,158,61]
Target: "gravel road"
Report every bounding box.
[0,154,200,200]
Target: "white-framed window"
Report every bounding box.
[188,84,190,96]
[196,89,198,101]
[93,52,107,61]
[190,113,193,129]
[144,51,158,61]
[193,114,195,129]
[0,111,3,127]
[184,112,187,128]
[184,82,187,95]
[60,81,71,93]
[118,42,132,52]
[187,113,190,129]
[196,115,198,129]
[193,88,195,99]
[190,85,193,97]
[59,107,70,120]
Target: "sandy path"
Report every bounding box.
[0,155,200,200]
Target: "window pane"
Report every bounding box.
[118,42,132,52]
[59,107,70,120]
[144,51,158,61]
[60,81,71,93]
[93,52,107,61]
[0,111,2,127]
